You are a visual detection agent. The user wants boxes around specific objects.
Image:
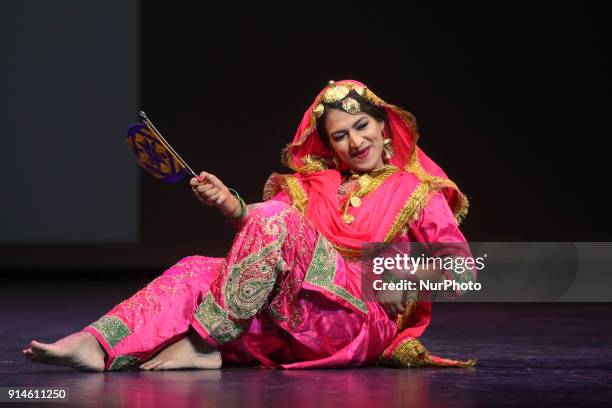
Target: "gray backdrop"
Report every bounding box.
[0,1,139,243]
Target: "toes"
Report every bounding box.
[150,360,166,370]
[30,340,47,351]
[139,359,158,370]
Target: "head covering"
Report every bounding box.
[281,79,468,224]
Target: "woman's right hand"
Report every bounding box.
[190,171,242,219]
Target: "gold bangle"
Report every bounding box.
[228,188,246,221]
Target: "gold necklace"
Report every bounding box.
[340,164,399,224]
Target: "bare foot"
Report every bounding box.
[139,331,221,370]
[22,331,105,372]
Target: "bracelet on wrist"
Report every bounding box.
[228,188,247,221]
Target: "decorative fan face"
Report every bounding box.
[127,123,187,182]
[126,112,196,183]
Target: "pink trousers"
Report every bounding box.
[84,201,397,370]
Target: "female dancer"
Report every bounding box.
[24,80,475,371]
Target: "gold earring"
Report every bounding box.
[383,135,394,161]
[332,156,341,169]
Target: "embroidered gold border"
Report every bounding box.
[284,176,308,215]
[194,293,243,345]
[390,338,430,367]
[109,355,138,371]
[383,182,433,242]
[405,146,469,225]
[353,165,399,198]
[381,338,476,368]
[304,234,368,314]
[263,173,308,215]
[89,316,131,348]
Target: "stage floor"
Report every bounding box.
[1,279,611,407]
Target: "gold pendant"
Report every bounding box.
[350,196,361,207]
[342,214,355,224]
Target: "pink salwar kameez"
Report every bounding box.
[84,80,476,370]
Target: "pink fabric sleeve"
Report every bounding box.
[411,192,477,298]
[412,192,467,244]
[269,191,292,205]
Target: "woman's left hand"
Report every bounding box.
[376,288,406,317]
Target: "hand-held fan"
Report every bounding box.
[126,111,197,182]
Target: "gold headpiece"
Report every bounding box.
[341,97,360,114]
[322,80,349,103]
[313,80,366,118]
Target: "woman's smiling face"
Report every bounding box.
[324,108,386,173]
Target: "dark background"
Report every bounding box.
[1,3,609,272]
[140,4,609,243]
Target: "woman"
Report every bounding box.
[23,80,476,371]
